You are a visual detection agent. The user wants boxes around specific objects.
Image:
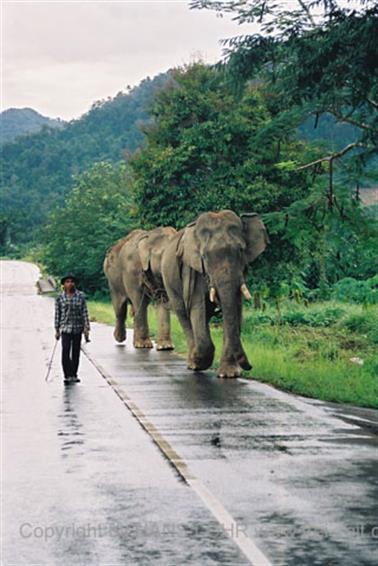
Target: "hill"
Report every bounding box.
[0,73,168,246]
[0,107,65,145]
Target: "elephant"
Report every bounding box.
[104,226,177,350]
[161,210,269,378]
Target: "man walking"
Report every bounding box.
[55,274,90,384]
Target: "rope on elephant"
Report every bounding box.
[141,270,169,304]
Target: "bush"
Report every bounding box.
[341,310,378,343]
[243,303,347,328]
[332,276,378,305]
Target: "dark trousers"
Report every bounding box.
[61,332,82,378]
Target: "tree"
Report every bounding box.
[131,63,312,229]
[40,162,134,294]
[191,1,378,171]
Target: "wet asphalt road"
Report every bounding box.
[2,260,378,565]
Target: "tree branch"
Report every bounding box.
[297,142,365,171]
[330,107,373,131]
[367,98,378,110]
[297,0,316,26]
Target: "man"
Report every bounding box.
[54,274,90,384]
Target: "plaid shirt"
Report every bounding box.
[55,290,90,334]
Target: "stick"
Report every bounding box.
[45,339,58,382]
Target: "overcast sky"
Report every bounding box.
[2,0,253,120]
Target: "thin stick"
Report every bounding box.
[45,339,58,382]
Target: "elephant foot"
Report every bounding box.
[217,363,242,379]
[114,327,126,343]
[187,353,213,371]
[134,337,153,349]
[156,340,175,351]
[187,352,200,371]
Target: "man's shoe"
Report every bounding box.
[64,377,72,385]
[71,376,81,383]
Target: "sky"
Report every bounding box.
[2,0,253,120]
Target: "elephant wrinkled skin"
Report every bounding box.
[104,227,177,350]
[161,210,269,378]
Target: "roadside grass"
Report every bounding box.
[87,299,378,408]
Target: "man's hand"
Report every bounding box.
[84,330,90,343]
[55,330,61,341]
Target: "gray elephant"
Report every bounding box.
[161,210,269,378]
[104,226,177,350]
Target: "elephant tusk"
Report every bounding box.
[241,283,252,300]
[210,287,217,303]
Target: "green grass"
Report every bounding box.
[87,299,378,408]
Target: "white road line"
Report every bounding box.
[82,346,272,566]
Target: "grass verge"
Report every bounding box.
[87,299,378,409]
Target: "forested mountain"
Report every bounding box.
[0,73,168,245]
[0,107,65,145]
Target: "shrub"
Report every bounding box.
[332,276,378,305]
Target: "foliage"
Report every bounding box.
[332,275,378,305]
[40,162,134,294]
[131,63,312,231]
[191,1,378,156]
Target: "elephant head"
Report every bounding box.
[176,210,269,377]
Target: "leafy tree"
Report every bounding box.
[40,162,134,294]
[191,0,378,168]
[131,63,312,230]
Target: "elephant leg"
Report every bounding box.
[189,306,215,371]
[110,287,128,343]
[156,302,174,351]
[217,297,251,378]
[179,314,197,369]
[218,344,243,379]
[130,290,153,348]
[171,302,196,368]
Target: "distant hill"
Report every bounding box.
[0,73,169,245]
[0,107,65,144]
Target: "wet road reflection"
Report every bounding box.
[88,319,378,566]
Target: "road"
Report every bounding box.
[2,260,377,565]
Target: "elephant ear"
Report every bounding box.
[137,235,151,271]
[241,213,269,264]
[176,224,203,273]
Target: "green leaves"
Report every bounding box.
[130,63,310,231]
[40,162,134,294]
